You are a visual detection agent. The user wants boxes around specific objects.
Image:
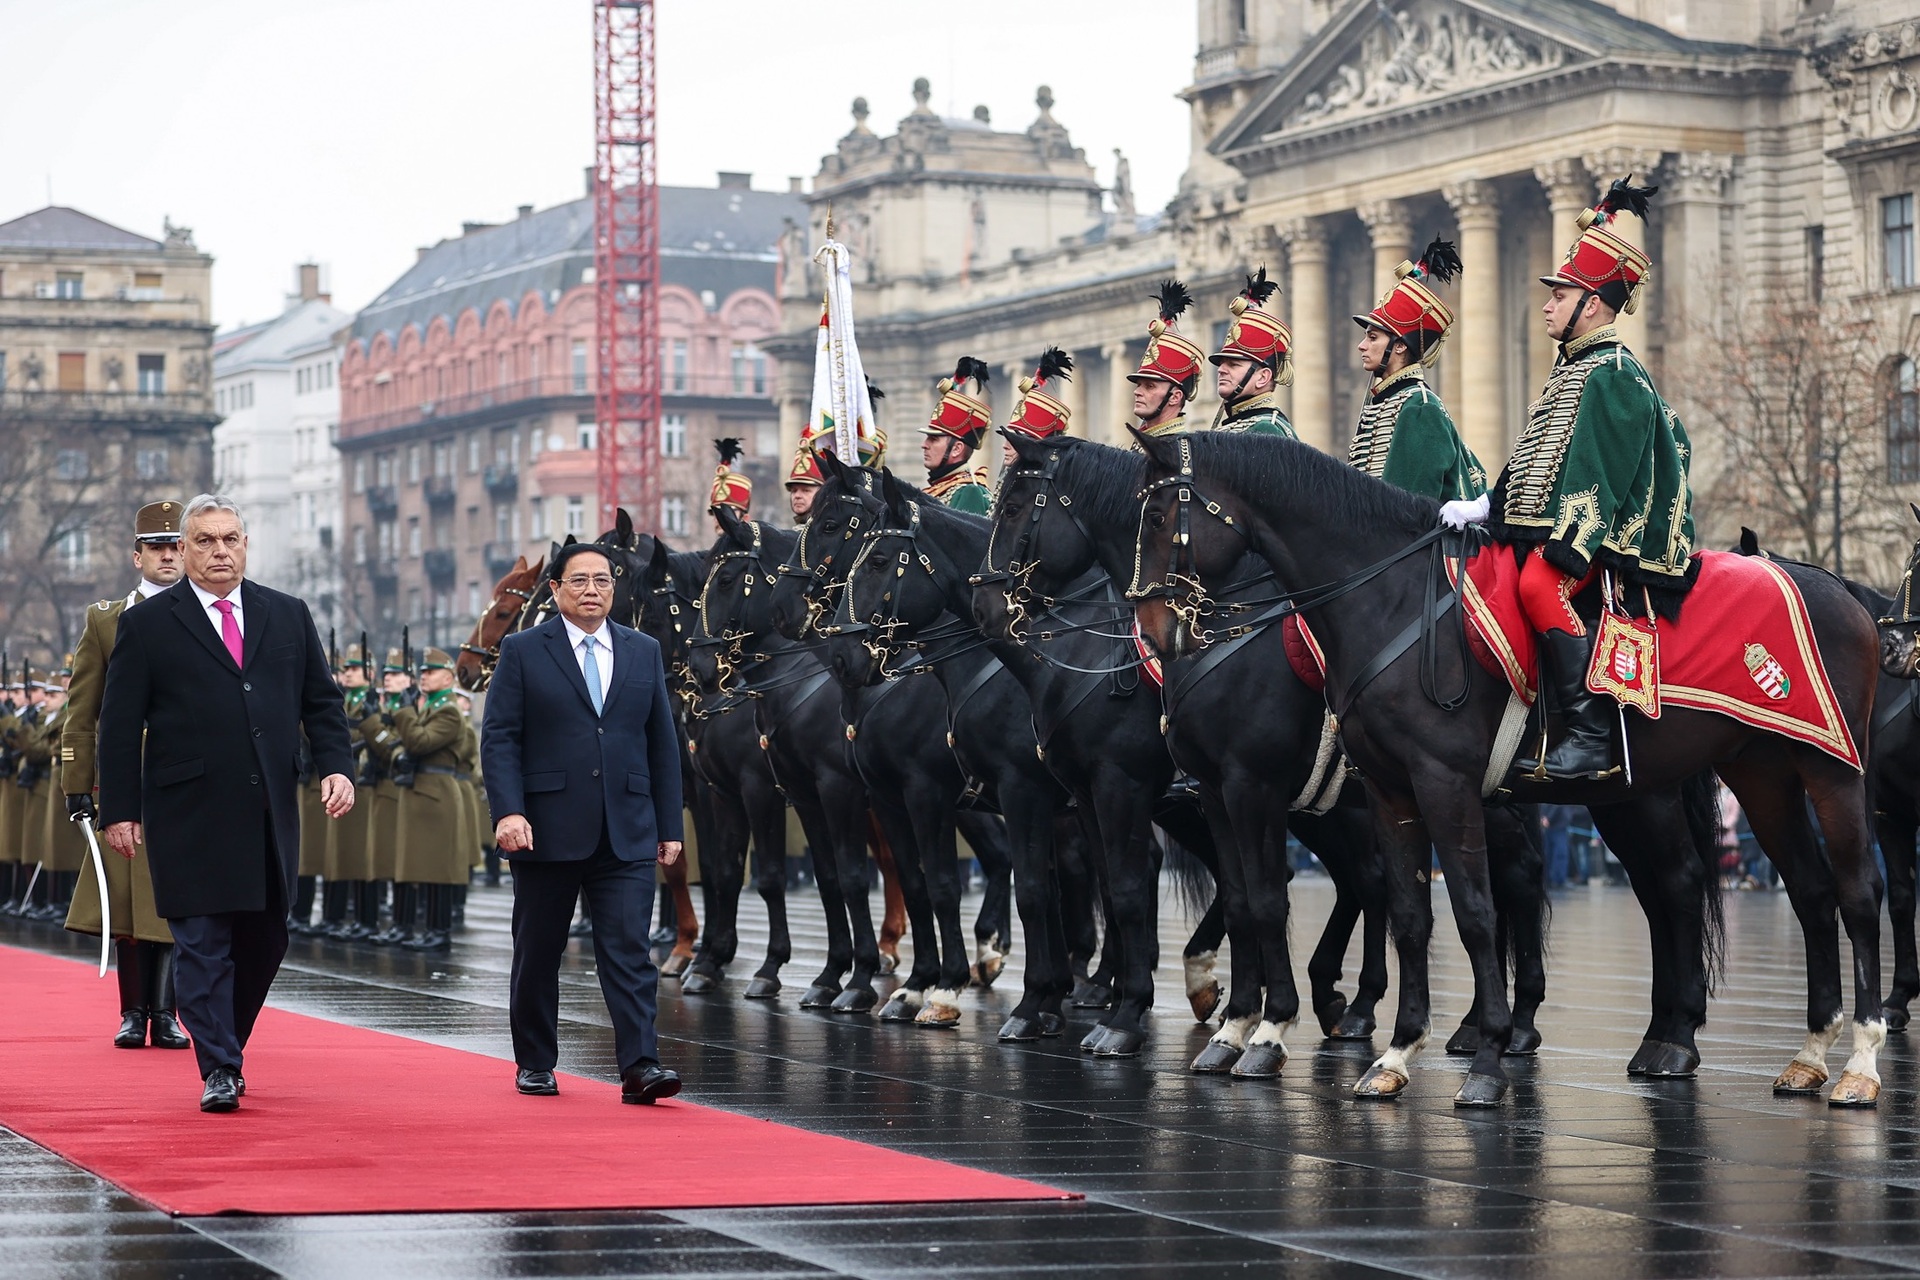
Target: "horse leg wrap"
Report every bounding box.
[914,987,964,1026]
[1184,951,1218,998]
[1210,1013,1259,1050]
[1775,1013,1843,1093]
[1249,1018,1294,1049]
[1830,1019,1889,1107]
[1372,1030,1429,1080]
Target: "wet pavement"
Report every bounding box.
[3,873,1917,1278]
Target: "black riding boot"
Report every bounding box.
[1535,629,1621,781]
[320,879,349,932]
[113,939,148,1048]
[374,883,418,945]
[24,865,52,920]
[290,875,319,935]
[0,863,15,914]
[144,942,191,1048]
[483,846,501,886]
[343,880,381,940]
[651,886,677,947]
[403,885,452,951]
[450,883,466,925]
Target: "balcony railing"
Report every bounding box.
[483,542,519,578]
[423,548,457,583]
[340,371,775,438]
[0,389,216,422]
[1194,39,1253,84]
[484,465,519,499]
[365,485,398,517]
[424,474,457,509]
[370,557,399,592]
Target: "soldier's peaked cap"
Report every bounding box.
[135,501,185,543]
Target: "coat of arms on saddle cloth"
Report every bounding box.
[1587,608,1661,718]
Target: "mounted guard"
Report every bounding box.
[1129,280,1202,438]
[709,437,754,531]
[1349,237,1485,501]
[1442,175,1693,782]
[920,356,993,513]
[1208,268,1295,437]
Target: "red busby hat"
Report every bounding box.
[1540,176,1657,315]
[922,356,992,444]
[709,437,753,512]
[1210,267,1292,384]
[1128,280,1203,391]
[1353,236,1461,366]
[1004,347,1075,439]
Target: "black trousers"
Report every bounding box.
[167,829,290,1081]
[509,829,659,1075]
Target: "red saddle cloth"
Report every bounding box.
[1452,546,1861,770]
[1134,615,1327,692]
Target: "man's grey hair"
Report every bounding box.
[182,493,248,536]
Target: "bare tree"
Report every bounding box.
[1684,294,1912,589]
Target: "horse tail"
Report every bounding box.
[1681,768,1727,994]
[1154,796,1218,922]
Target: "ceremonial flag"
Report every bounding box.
[809,219,878,465]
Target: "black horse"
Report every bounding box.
[1133,430,1886,1108]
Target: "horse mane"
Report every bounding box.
[1183,432,1439,539]
[666,548,707,594]
[1048,438,1146,536]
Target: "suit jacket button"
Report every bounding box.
[597,727,604,734]
[591,768,600,778]
[252,727,262,737]
[249,774,260,785]
[242,682,252,692]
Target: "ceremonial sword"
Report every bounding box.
[74,815,112,976]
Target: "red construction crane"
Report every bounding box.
[593,0,660,529]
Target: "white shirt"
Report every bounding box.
[561,616,613,706]
[133,577,167,601]
[188,577,245,644]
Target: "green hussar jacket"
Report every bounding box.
[925,463,992,515]
[1347,367,1486,502]
[1491,326,1695,600]
[1217,391,1295,438]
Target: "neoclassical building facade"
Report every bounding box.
[771,0,1920,580]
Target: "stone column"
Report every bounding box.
[1662,152,1735,339]
[1443,179,1506,465]
[1357,198,1416,303]
[1279,216,1332,452]
[1581,147,1665,355]
[1061,347,1090,437]
[1103,341,1134,447]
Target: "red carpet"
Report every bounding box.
[0,945,1071,1216]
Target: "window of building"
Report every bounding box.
[353,456,367,493]
[353,526,368,565]
[466,505,481,541]
[407,444,422,484]
[433,439,453,475]
[730,342,767,395]
[499,352,511,389]
[54,449,89,480]
[408,589,423,623]
[1806,225,1825,304]
[376,452,393,487]
[669,338,688,393]
[377,520,396,560]
[494,504,512,543]
[0,352,8,392]
[1891,357,1920,483]
[1885,195,1915,291]
[57,527,89,571]
[131,271,162,299]
[661,412,686,457]
[135,447,169,480]
[467,434,482,473]
[55,271,82,300]
[564,495,585,535]
[529,497,546,538]
[57,351,85,391]
[407,518,422,557]
[571,339,589,393]
[528,424,543,458]
[137,353,165,396]
[577,413,597,451]
[663,495,687,536]
[466,581,481,616]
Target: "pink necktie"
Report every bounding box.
[213,598,243,667]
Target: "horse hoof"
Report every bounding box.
[1444,1025,1480,1056]
[877,992,921,1023]
[1037,1012,1065,1038]
[914,1001,962,1029]
[999,1015,1043,1042]
[1315,995,1349,1038]
[1827,1070,1880,1108]
[1329,1011,1376,1042]
[878,950,900,975]
[1079,1024,1112,1054]
[1188,981,1223,1024]
[1628,1039,1698,1078]
[1189,1040,1243,1074]
[1069,979,1113,1009]
[798,983,841,1010]
[1773,1060,1829,1095]
[1885,1005,1911,1034]
[660,953,693,979]
[971,955,1004,989]
[1093,1027,1146,1058]
[1230,1043,1286,1079]
[1505,1027,1543,1057]
[1352,1065,1408,1099]
[744,975,781,1000]
[829,986,878,1015]
[680,970,719,997]
[1454,1072,1508,1108]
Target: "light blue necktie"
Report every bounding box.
[581,635,604,716]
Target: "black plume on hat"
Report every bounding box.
[1241,266,1279,306]
[951,356,991,388]
[866,377,885,403]
[1417,237,1462,285]
[714,436,744,466]
[1036,347,1074,385]
[1595,175,1658,224]
[1152,279,1193,323]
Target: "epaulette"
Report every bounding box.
[94,599,116,612]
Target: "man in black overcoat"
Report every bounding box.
[98,494,354,1112]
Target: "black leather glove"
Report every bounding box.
[66,792,96,823]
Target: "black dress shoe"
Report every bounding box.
[149,1010,191,1050]
[620,1063,681,1105]
[200,1067,240,1112]
[515,1068,559,1096]
[402,929,451,952]
[114,1010,149,1049]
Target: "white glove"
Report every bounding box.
[1438,493,1490,531]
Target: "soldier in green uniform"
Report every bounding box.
[60,499,192,1047]
[36,663,85,923]
[920,357,994,513]
[1128,280,1204,439]
[0,673,21,912]
[1348,237,1485,502]
[6,673,49,916]
[20,673,67,920]
[1208,267,1296,438]
[388,647,475,952]
[324,644,380,938]
[1448,177,1690,781]
[361,648,411,943]
[291,729,327,935]
[454,688,490,887]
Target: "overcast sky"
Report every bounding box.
[2,0,1196,329]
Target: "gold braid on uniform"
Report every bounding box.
[925,464,988,502]
[1345,367,1425,478]
[1502,346,1608,529]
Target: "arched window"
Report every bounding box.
[1891,357,1920,483]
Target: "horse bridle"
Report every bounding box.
[456,581,540,688]
[818,498,942,679]
[1125,433,1254,645]
[973,444,1108,641]
[778,479,876,637]
[692,522,780,696]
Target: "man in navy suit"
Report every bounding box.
[482,542,685,1103]
[98,495,355,1112]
